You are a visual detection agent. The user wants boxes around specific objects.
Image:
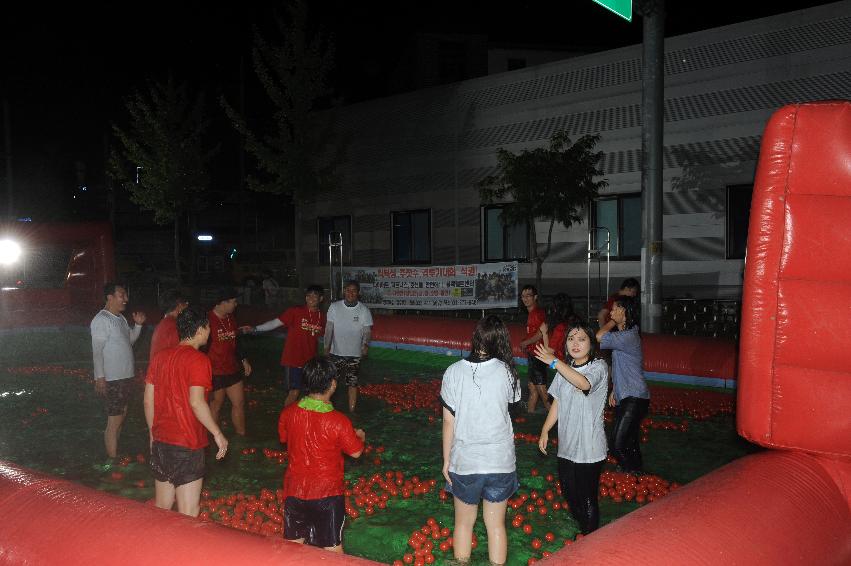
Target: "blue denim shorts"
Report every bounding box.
[446,471,519,505]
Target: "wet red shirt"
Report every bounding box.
[149,316,179,362]
[550,322,567,362]
[146,345,212,450]
[278,402,364,500]
[277,305,326,368]
[525,307,546,354]
[207,310,239,375]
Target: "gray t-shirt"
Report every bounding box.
[547,358,609,463]
[326,300,373,357]
[90,310,141,381]
[600,326,649,402]
[440,358,521,475]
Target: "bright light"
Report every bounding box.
[197,234,213,242]
[0,240,22,265]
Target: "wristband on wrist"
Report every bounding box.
[549,359,558,370]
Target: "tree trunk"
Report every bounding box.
[173,215,182,287]
[529,219,542,292]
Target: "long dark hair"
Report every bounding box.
[470,315,519,392]
[613,295,640,330]
[547,292,578,329]
[564,321,600,363]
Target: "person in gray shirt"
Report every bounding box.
[536,322,608,534]
[90,282,146,459]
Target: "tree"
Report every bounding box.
[109,78,214,286]
[479,131,608,291]
[221,1,337,288]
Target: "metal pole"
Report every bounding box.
[640,0,665,333]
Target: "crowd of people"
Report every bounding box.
[89,277,647,562]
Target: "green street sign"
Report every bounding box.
[592,0,632,22]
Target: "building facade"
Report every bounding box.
[301,2,851,305]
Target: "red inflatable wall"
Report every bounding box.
[0,221,115,315]
[0,462,373,566]
[370,314,737,380]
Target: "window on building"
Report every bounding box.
[593,194,642,259]
[392,210,431,264]
[507,58,526,71]
[317,215,352,264]
[482,205,529,262]
[726,184,753,259]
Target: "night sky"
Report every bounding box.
[0,0,834,220]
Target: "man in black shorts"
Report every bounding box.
[144,308,228,516]
[90,283,146,459]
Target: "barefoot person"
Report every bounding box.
[208,288,252,436]
[144,307,228,517]
[325,281,372,413]
[90,282,146,459]
[441,315,521,565]
[249,284,326,407]
[278,356,365,553]
[518,285,550,413]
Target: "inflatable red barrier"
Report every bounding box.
[540,450,851,565]
[0,461,373,565]
[370,314,738,382]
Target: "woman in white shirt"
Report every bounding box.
[440,315,521,566]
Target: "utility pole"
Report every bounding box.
[3,99,13,220]
[639,0,665,333]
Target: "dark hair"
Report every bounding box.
[160,289,187,313]
[305,284,324,296]
[103,282,124,299]
[176,307,209,341]
[303,356,337,394]
[344,280,360,292]
[213,286,238,305]
[547,293,578,329]
[470,315,519,393]
[564,322,599,363]
[620,278,640,292]
[521,284,538,296]
[613,295,640,330]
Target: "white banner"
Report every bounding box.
[343,262,519,310]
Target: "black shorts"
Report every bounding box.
[330,355,361,387]
[284,495,346,548]
[527,355,548,385]
[212,373,242,391]
[150,441,206,487]
[283,366,305,391]
[105,378,132,416]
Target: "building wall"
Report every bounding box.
[303,1,851,300]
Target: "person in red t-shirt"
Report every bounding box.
[144,307,228,517]
[249,284,326,407]
[519,285,551,413]
[207,288,252,436]
[541,293,580,363]
[596,278,640,328]
[278,356,365,553]
[149,289,189,362]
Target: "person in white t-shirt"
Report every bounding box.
[440,315,521,566]
[324,280,373,413]
[535,321,609,535]
[90,282,146,459]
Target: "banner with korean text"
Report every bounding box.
[343,262,518,310]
